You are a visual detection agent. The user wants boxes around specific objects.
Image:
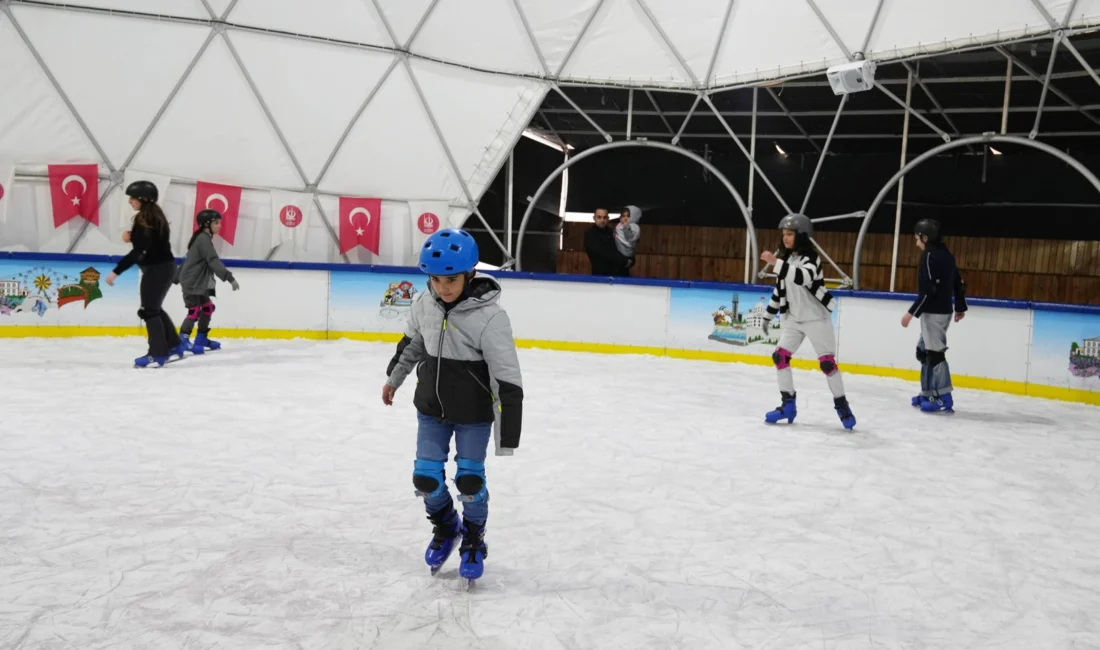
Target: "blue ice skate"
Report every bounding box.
[920,393,954,414]
[191,333,221,355]
[834,396,856,430]
[458,519,488,586]
[134,353,170,368]
[911,395,924,408]
[765,391,797,424]
[179,334,193,353]
[425,507,461,575]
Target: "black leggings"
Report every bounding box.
[139,261,181,357]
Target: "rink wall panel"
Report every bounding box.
[1,253,1098,405]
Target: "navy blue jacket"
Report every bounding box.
[908,243,968,317]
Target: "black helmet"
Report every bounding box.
[196,209,222,229]
[914,218,941,241]
[126,180,158,203]
[778,213,813,236]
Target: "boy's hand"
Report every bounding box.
[901,312,913,328]
[954,312,965,323]
[496,448,514,457]
[382,384,397,405]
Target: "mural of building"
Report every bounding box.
[0,279,28,297]
[1080,336,1100,358]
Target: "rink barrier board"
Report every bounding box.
[2,252,1098,406]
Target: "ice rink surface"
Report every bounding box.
[1,337,1098,650]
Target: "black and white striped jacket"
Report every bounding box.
[765,250,835,317]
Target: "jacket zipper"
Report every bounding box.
[435,316,447,418]
[465,368,500,412]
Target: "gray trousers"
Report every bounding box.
[917,313,953,397]
[775,318,846,398]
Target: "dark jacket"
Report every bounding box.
[909,243,968,317]
[385,274,524,451]
[113,219,174,275]
[176,231,234,296]
[584,225,631,276]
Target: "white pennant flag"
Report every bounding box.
[407,201,449,262]
[270,189,313,249]
[120,169,172,229]
[0,162,14,225]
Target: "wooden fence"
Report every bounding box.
[557,222,1100,305]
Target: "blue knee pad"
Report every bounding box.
[454,458,487,503]
[412,459,447,499]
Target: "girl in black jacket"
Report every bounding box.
[105,181,183,367]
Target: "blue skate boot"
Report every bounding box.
[424,505,461,575]
[179,334,193,354]
[458,519,488,586]
[920,392,954,414]
[134,353,170,368]
[834,395,856,430]
[911,395,924,408]
[765,391,797,424]
[192,333,221,354]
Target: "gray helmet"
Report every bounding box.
[778,213,813,236]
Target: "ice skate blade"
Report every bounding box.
[460,577,476,591]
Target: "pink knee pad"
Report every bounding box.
[200,301,215,316]
[772,347,793,370]
[819,354,839,376]
[186,305,202,320]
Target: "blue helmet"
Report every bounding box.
[418,228,479,275]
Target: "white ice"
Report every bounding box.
[1,338,1099,650]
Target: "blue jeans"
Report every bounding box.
[416,412,492,525]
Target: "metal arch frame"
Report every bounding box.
[513,139,759,278]
[851,134,1100,289]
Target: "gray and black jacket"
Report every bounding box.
[175,231,234,296]
[385,273,524,451]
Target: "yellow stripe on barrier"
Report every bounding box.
[2,327,1097,406]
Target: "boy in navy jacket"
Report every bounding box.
[901,219,968,412]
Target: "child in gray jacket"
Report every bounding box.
[175,209,239,353]
[614,205,642,266]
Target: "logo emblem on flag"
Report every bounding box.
[280,205,302,228]
[418,212,439,235]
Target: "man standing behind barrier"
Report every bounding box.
[583,208,632,276]
[902,218,968,413]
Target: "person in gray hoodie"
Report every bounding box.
[175,209,239,353]
[382,228,523,587]
[614,205,642,267]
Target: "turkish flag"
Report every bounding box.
[338,196,381,255]
[193,181,242,245]
[47,164,99,227]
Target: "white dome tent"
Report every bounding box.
[0,0,1095,265]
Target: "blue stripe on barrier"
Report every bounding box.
[4,251,1098,315]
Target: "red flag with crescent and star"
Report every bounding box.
[193,180,242,245]
[338,196,381,255]
[47,164,100,227]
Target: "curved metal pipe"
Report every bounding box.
[852,134,1100,288]
[514,139,759,278]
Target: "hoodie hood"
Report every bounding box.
[624,205,643,225]
[426,271,502,312]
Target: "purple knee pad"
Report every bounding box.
[819,354,839,376]
[186,305,202,320]
[200,301,215,316]
[772,347,793,370]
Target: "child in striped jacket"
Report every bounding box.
[759,213,856,430]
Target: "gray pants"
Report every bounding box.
[917,313,953,397]
[774,318,846,398]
